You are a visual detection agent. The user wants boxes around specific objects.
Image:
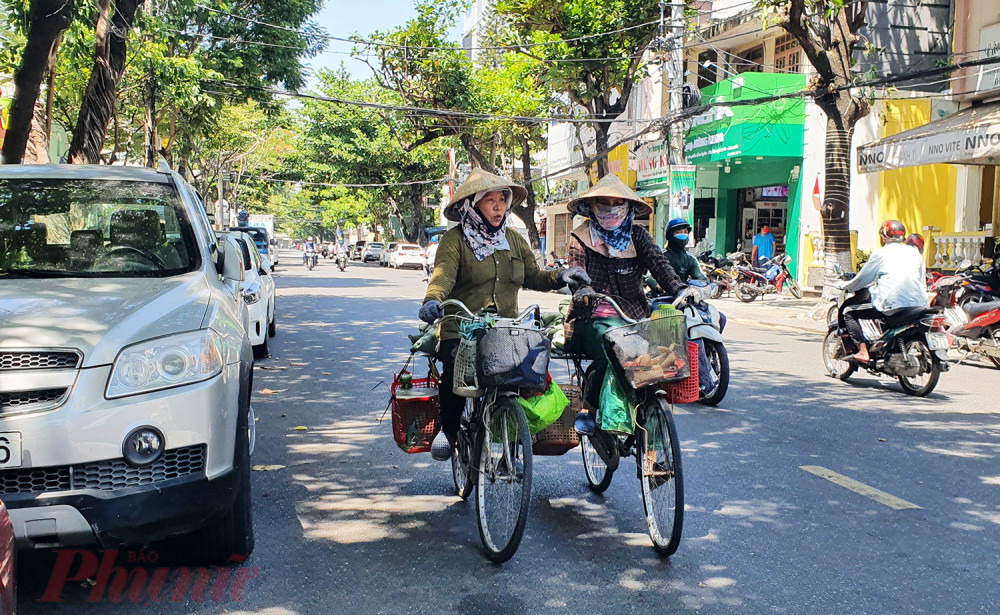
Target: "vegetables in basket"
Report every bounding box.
[621,344,687,387]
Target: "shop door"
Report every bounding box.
[740,207,757,253]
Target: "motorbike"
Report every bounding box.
[733,253,802,302]
[697,250,740,299]
[303,250,318,270]
[951,262,1000,307]
[337,252,348,271]
[651,281,729,405]
[823,272,951,396]
[930,274,1000,368]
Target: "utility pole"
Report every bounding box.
[667,1,686,169]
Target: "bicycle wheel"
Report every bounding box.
[580,432,616,493]
[638,398,683,556]
[476,396,532,563]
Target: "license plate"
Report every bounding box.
[926,332,950,350]
[0,432,22,468]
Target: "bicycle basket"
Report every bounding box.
[476,323,551,393]
[602,312,689,390]
[453,337,482,398]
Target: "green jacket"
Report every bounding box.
[424,226,561,340]
[663,246,706,283]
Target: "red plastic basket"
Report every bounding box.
[663,342,700,404]
[390,372,440,453]
[532,384,582,456]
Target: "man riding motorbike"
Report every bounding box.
[663,218,707,283]
[418,168,590,461]
[839,220,928,364]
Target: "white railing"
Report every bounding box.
[926,230,990,270]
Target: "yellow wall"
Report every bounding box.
[589,143,637,187]
[877,100,957,241]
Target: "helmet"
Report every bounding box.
[906,233,925,254]
[236,210,249,224]
[879,220,906,245]
[665,217,691,235]
[307,236,313,241]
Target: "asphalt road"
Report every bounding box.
[16,249,1000,614]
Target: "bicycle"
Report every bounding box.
[557,291,692,556]
[434,299,544,563]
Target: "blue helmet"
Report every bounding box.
[666,217,691,234]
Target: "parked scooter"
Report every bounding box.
[696,250,739,299]
[651,281,729,405]
[734,253,802,302]
[303,249,318,270]
[930,274,1000,368]
[951,262,1000,307]
[823,270,951,396]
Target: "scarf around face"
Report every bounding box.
[588,206,635,257]
[459,190,511,260]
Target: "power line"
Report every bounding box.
[263,177,448,188]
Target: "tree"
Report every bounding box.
[1,0,75,164]
[67,0,142,163]
[496,0,660,177]
[755,0,870,292]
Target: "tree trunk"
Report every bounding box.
[68,0,142,164]
[819,111,856,298]
[406,184,424,244]
[44,33,62,140]
[144,62,157,167]
[512,136,541,250]
[593,121,610,179]
[1,0,75,164]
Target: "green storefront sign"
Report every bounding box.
[685,73,806,163]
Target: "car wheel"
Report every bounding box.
[192,371,255,565]
[253,333,269,359]
[267,302,276,338]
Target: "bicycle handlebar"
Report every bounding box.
[436,299,541,326]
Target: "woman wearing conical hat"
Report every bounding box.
[418,168,591,461]
[563,174,686,434]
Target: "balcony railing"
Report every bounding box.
[925,229,992,270]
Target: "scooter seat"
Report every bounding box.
[964,300,1000,318]
[882,306,938,327]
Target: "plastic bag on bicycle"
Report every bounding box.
[476,326,551,392]
[598,370,634,434]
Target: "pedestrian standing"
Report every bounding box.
[751,225,776,267]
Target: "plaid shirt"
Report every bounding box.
[564,224,684,346]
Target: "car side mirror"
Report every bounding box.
[216,236,245,282]
[259,267,268,276]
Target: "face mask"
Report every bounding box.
[593,204,629,230]
[672,233,689,243]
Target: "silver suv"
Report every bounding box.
[0,164,254,564]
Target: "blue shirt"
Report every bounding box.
[752,232,775,260]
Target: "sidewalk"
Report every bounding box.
[520,289,830,335]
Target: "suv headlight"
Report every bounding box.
[106,330,225,399]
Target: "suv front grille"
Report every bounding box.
[0,388,67,412]
[0,445,206,495]
[0,351,80,371]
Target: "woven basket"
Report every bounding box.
[532,384,582,456]
[390,374,440,453]
[663,342,700,404]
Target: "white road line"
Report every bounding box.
[800,465,922,510]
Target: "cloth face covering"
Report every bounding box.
[588,203,635,257]
[460,189,512,261]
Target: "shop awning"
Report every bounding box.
[634,186,670,198]
[857,102,1000,173]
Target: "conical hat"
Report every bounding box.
[567,174,652,217]
[444,168,527,222]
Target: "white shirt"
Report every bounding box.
[842,242,927,313]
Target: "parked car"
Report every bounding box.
[380,242,399,267]
[220,231,277,358]
[390,243,425,269]
[350,241,366,260]
[362,242,384,263]
[229,225,275,271]
[0,163,255,565]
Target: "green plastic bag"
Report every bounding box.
[409,328,438,356]
[599,370,634,434]
[519,381,569,434]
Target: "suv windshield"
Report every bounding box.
[0,179,198,278]
[232,227,268,254]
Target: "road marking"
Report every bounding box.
[800,465,922,510]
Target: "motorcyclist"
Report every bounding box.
[303,236,316,265]
[839,220,927,364]
[663,218,707,283]
[418,168,590,461]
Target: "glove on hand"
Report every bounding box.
[418,300,443,324]
[572,286,597,308]
[557,266,592,288]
